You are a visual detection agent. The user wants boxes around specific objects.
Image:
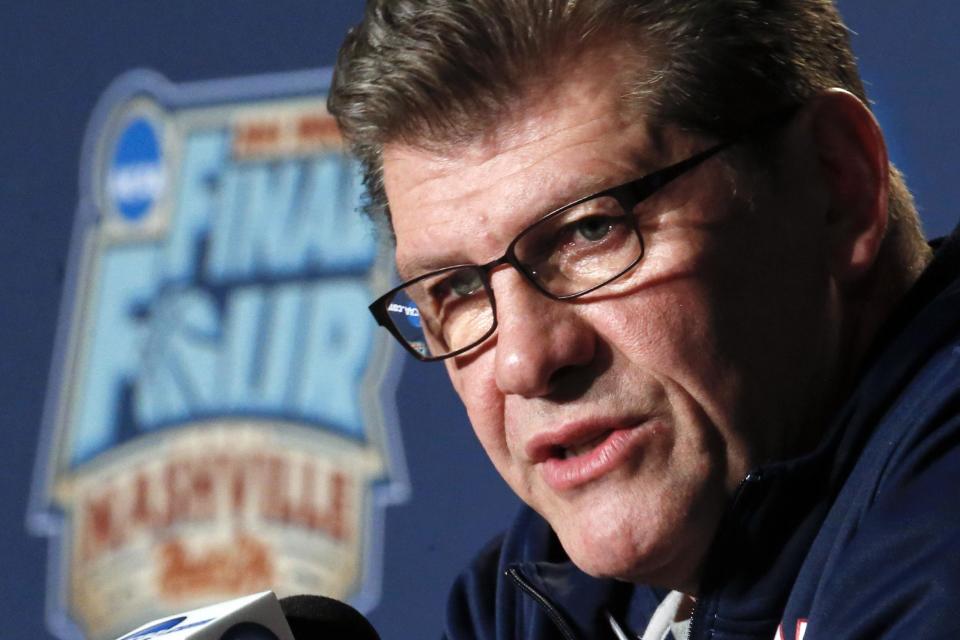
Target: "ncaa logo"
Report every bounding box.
[106,115,166,222]
[28,69,408,640]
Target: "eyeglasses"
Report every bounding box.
[369,112,793,361]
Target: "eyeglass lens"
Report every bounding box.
[514,194,641,296]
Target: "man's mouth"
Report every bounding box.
[530,420,657,492]
[527,417,640,463]
[557,430,612,459]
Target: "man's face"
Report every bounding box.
[382,52,840,590]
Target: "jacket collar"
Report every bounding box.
[509,558,659,639]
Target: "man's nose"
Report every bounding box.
[491,270,596,398]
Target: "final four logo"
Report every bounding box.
[28,69,407,640]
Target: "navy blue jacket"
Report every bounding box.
[444,223,960,640]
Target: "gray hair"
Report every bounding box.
[328,0,924,262]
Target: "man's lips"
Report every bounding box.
[525,418,657,492]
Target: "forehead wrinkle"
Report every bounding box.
[398,109,619,201]
[405,110,661,217]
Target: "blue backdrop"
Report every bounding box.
[1,2,956,639]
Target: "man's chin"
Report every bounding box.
[560,530,658,582]
[557,521,702,590]
[572,553,700,592]
[567,550,661,585]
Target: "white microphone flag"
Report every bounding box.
[115,591,295,640]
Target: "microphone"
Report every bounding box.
[115,591,381,640]
[280,595,381,640]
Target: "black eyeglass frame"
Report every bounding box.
[368,137,743,361]
[369,107,798,362]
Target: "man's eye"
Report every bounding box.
[574,216,614,242]
[447,270,484,297]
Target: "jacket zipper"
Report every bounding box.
[685,596,698,640]
[506,566,580,640]
[686,470,765,640]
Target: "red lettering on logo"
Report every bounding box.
[157,533,273,597]
[75,449,355,567]
[81,491,121,561]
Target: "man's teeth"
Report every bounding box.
[562,431,611,459]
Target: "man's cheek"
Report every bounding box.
[467,400,509,459]
[448,362,508,446]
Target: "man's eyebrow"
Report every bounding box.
[396,256,449,281]
[396,246,475,281]
[529,157,656,215]
[539,174,612,212]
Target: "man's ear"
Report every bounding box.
[806,88,889,287]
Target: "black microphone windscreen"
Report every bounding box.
[279,595,381,640]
